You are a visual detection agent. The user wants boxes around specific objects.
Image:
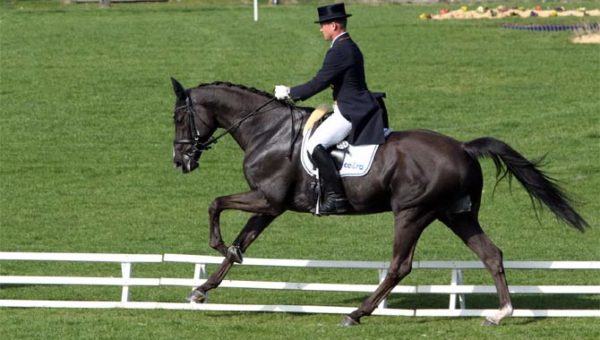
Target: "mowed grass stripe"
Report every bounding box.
[1,1,599,339]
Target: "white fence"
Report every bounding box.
[1,252,599,318]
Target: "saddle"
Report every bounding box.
[300,105,391,178]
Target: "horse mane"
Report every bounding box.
[193,81,313,115]
[195,81,276,100]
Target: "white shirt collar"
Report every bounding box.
[330,32,348,47]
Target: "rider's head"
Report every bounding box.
[314,3,351,41]
[319,19,347,41]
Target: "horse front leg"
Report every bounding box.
[188,190,280,303]
[187,214,277,303]
[207,190,279,258]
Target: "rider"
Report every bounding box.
[274,3,386,214]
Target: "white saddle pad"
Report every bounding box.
[301,128,385,178]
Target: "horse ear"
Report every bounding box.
[171,77,187,101]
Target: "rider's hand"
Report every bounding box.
[274,85,291,100]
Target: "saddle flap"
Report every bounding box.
[301,129,380,178]
[300,106,390,178]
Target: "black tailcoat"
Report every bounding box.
[289,34,385,145]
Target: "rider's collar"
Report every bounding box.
[331,32,349,47]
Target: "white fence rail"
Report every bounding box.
[1,252,599,318]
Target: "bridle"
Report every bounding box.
[173,94,278,161]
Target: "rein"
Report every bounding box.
[174,95,279,157]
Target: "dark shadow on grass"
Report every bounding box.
[506,317,547,325]
[340,293,599,311]
[394,294,597,309]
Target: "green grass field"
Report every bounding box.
[1,1,599,339]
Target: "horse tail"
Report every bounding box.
[463,137,589,232]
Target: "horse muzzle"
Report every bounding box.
[181,154,200,173]
[174,149,202,174]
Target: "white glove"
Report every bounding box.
[274,85,291,100]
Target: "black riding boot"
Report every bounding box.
[311,145,350,214]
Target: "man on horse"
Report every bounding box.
[274,3,386,215]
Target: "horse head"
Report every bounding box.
[171,78,217,173]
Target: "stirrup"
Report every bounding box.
[318,195,350,215]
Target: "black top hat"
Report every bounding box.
[314,3,352,23]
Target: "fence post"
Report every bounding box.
[192,263,208,303]
[457,269,465,309]
[253,0,258,22]
[121,262,131,303]
[377,269,388,309]
[449,268,466,310]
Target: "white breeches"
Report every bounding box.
[306,104,352,155]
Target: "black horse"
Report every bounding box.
[170,79,588,326]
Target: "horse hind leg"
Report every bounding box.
[342,208,435,326]
[441,213,513,326]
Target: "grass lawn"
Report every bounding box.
[1,1,599,339]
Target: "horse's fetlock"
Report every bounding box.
[209,238,224,250]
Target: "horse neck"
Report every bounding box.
[198,85,290,150]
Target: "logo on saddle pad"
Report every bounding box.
[301,106,388,177]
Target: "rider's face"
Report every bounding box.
[319,21,336,41]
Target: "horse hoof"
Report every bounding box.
[227,246,243,264]
[482,318,499,326]
[340,315,360,327]
[186,289,206,303]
